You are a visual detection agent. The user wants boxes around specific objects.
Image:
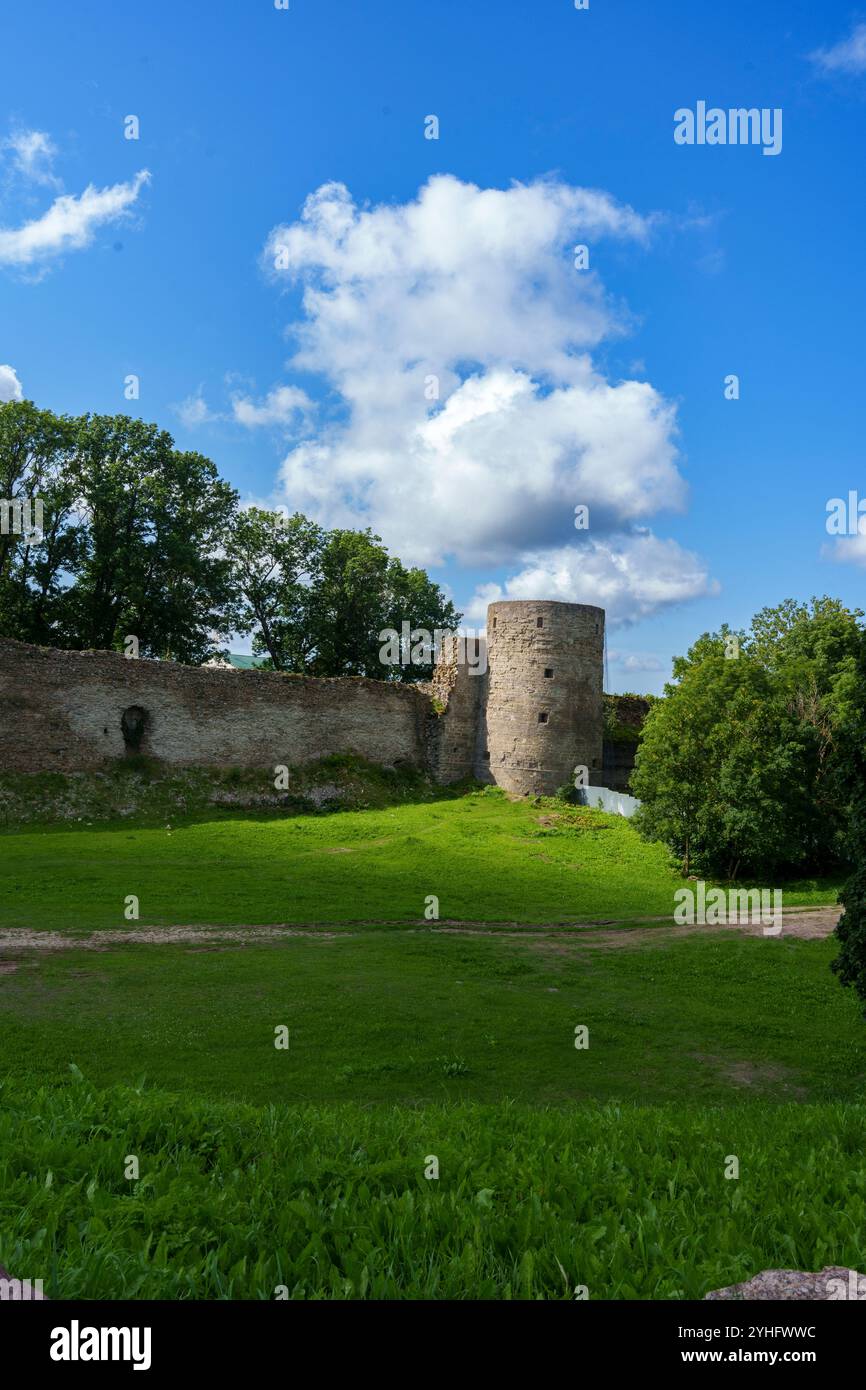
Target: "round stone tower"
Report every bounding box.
[479,600,605,796]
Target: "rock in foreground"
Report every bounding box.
[705,1266,866,1300]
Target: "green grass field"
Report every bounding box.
[0,931,862,1106]
[4,1079,866,1300]
[0,786,860,1299]
[0,787,841,931]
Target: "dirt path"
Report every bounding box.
[528,907,839,949]
[0,905,840,956]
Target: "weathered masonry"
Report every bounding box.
[430,599,605,795]
[0,600,609,796]
[602,693,652,793]
[0,639,430,775]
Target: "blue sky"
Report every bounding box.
[2,0,866,691]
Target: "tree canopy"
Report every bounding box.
[0,400,460,675]
[224,511,459,679]
[631,599,863,879]
[829,625,866,1014]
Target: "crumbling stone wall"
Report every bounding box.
[602,694,652,792]
[0,638,431,774]
[607,694,652,730]
[425,635,487,784]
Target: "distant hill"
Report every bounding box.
[205,653,267,671]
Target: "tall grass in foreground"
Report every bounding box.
[2,1074,865,1299]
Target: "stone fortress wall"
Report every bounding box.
[0,601,622,796]
[429,600,606,796]
[0,639,430,775]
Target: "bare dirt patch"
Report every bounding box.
[433,906,840,950]
[564,906,841,949]
[0,907,839,956]
[0,926,344,954]
[690,1052,808,1099]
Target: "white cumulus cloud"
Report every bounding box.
[810,23,866,74]
[0,169,150,269]
[2,128,62,187]
[608,649,666,673]
[232,384,312,428]
[0,364,23,401]
[465,533,717,627]
[262,175,714,624]
[823,533,866,568]
[174,391,217,428]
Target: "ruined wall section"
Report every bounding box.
[425,635,487,784]
[602,693,652,792]
[0,638,431,775]
[482,600,604,796]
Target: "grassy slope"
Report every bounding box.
[3,1078,866,1299]
[0,790,841,932]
